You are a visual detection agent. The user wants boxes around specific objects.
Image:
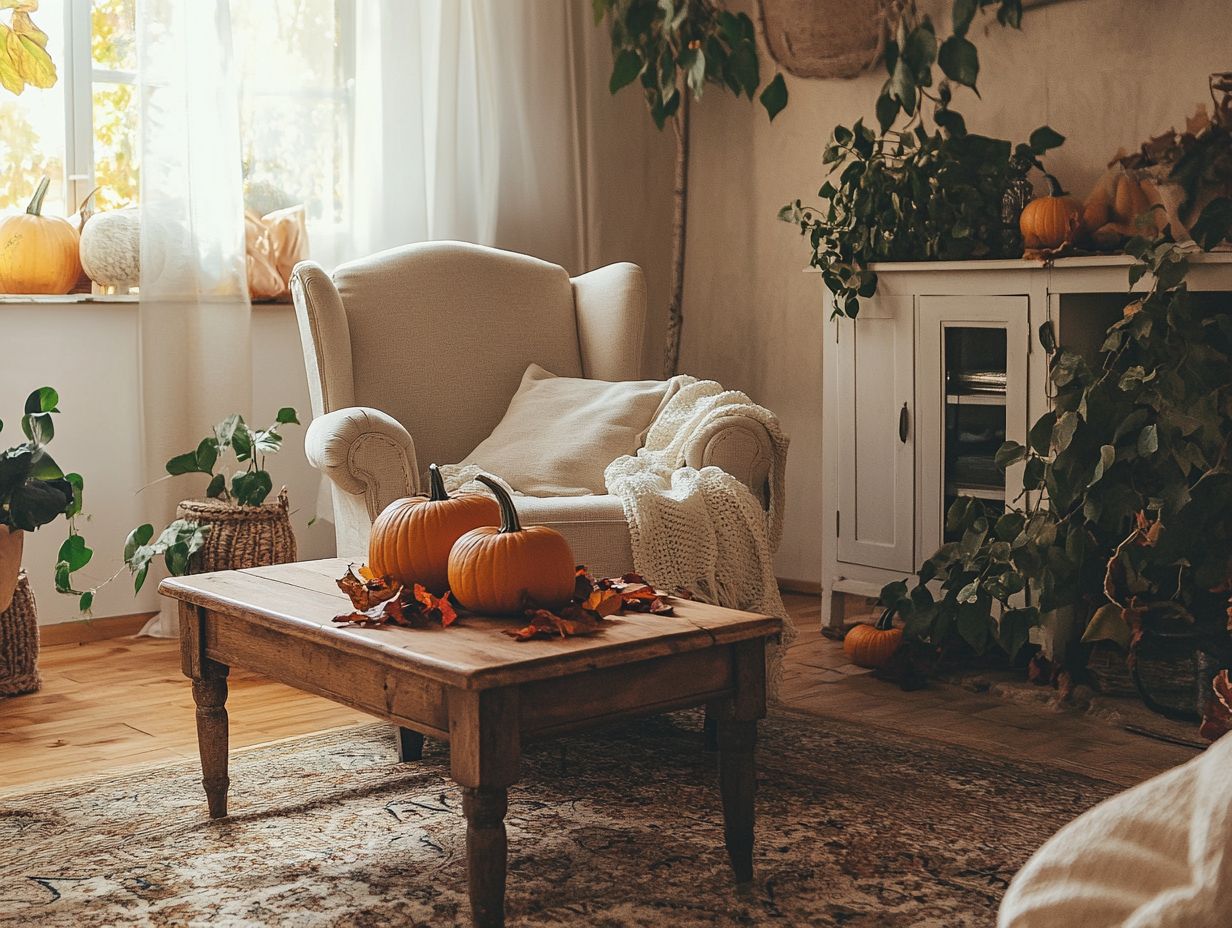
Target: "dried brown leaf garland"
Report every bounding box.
[332,563,675,641]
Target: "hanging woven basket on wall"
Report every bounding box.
[757,0,892,80]
[0,571,40,698]
[176,487,297,575]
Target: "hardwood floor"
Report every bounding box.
[0,592,1200,792]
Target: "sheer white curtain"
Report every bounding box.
[347,0,589,272]
[137,0,250,636]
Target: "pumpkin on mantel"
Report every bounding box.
[843,607,904,669]
[368,464,499,595]
[1019,174,1085,250]
[0,177,82,295]
[448,475,576,614]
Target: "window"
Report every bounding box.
[1,0,354,234]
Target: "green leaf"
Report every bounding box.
[63,472,83,518]
[79,590,94,613]
[232,470,273,506]
[24,386,59,414]
[759,73,787,121]
[1137,424,1158,456]
[166,451,201,476]
[9,478,71,530]
[252,429,283,456]
[951,0,977,36]
[214,414,244,449]
[957,605,990,652]
[998,607,1036,659]
[57,534,92,572]
[133,563,150,594]
[1081,603,1130,649]
[275,407,300,426]
[994,441,1027,470]
[1028,411,1055,456]
[1189,197,1232,251]
[1053,411,1079,453]
[1089,444,1115,486]
[231,424,254,462]
[205,473,226,499]
[994,511,1025,541]
[609,50,644,98]
[728,41,759,98]
[938,35,978,89]
[1027,126,1065,154]
[123,523,154,562]
[21,411,53,445]
[901,23,937,84]
[195,437,218,474]
[875,91,900,133]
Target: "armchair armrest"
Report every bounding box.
[305,407,420,521]
[682,414,773,508]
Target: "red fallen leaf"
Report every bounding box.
[413,584,458,628]
[582,587,624,617]
[1200,670,1232,742]
[337,563,399,611]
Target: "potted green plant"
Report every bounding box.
[121,408,302,594]
[880,198,1232,734]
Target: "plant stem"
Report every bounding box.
[662,91,690,378]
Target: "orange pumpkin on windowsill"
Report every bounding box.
[0,177,82,295]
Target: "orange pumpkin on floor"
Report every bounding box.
[1019,174,1085,250]
[447,475,575,614]
[844,608,903,669]
[368,464,499,594]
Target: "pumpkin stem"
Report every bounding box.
[26,177,50,217]
[426,463,450,502]
[475,475,521,533]
[875,606,897,631]
[1041,173,1065,197]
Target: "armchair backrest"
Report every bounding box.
[292,241,647,481]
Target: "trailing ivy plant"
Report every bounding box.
[1,387,94,609]
[596,0,787,376]
[781,0,1064,317]
[881,199,1232,702]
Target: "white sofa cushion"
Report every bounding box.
[460,364,674,497]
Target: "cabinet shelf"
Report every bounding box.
[946,483,1006,502]
[946,392,1006,406]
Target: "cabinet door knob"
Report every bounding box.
[898,402,909,443]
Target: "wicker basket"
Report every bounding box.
[177,487,297,574]
[0,571,40,697]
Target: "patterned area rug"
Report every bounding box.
[0,708,1118,927]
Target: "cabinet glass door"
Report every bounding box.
[917,297,1028,558]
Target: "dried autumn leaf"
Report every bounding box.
[4,17,54,89]
[1199,670,1232,742]
[582,587,624,617]
[336,563,399,611]
[413,583,458,628]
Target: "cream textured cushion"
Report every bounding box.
[461,364,673,497]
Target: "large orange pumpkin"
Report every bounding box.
[368,464,499,594]
[843,607,904,669]
[447,475,576,614]
[1019,174,1084,250]
[0,177,82,294]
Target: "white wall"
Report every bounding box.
[0,301,332,625]
[680,0,1232,584]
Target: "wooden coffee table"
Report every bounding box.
[160,558,782,927]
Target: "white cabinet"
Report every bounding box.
[819,254,1232,630]
[835,297,915,572]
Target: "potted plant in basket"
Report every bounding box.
[120,409,302,594]
[1,387,91,695]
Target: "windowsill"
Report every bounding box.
[0,293,294,306]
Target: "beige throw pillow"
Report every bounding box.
[461,364,673,496]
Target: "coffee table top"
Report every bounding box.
[160,558,782,690]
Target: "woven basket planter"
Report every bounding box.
[0,571,40,697]
[177,488,297,575]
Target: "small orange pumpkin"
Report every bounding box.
[0,177,83,294]
[843,607,903,669]
[1019,174,1085,250]
[369,464,499,594]
[447,475,576,614]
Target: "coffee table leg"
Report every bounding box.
[449,687,520,928]
[397,727,425,762]
[192,665,230,819]
[717,718,757,883]
[715,638,767,885]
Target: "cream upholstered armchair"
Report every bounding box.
[291,241,773,577]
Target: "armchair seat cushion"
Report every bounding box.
[460,363,674,497]
[512,494,633,579]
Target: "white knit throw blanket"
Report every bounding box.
[442,376,796,691]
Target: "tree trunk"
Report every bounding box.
[662,92,690,378]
